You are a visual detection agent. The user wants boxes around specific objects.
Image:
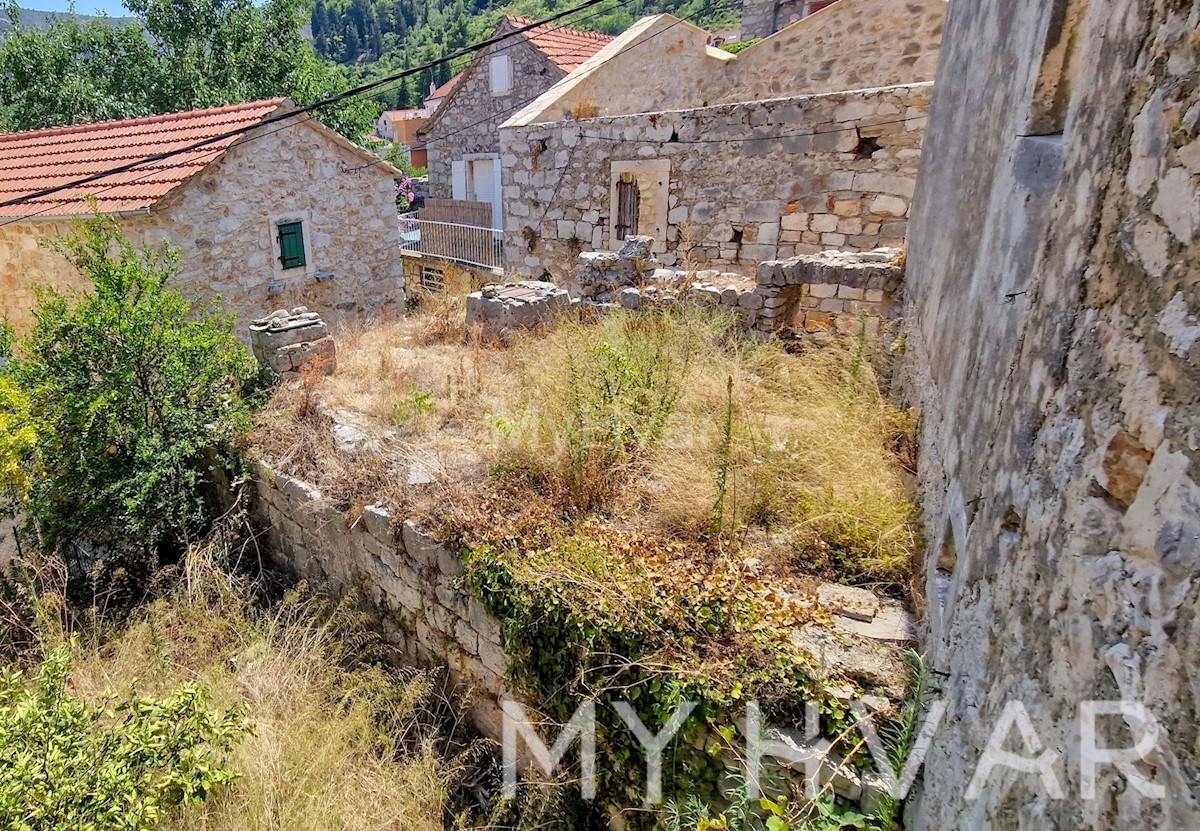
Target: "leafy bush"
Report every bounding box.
[11,215,255,572]
[0,376,36,519]
[0,644,247,831]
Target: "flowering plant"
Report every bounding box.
[396,176,417,211]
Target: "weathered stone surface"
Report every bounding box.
[817,583,880,623]
[501,85,931,287]
[466,281,571,337]
[904,2,1200,828]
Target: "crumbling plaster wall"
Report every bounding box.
[0,121,406,336]
[509,1,945,126]
[904,0,1200,828]
[501,84,928,282]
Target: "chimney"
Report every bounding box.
[429,81,436,96]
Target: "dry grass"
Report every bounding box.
[52,551,461,831]
[253,301,917,588]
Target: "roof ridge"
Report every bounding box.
[505,14,615,42]
[0,98,286,144]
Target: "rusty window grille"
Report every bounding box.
[614,176,640,242]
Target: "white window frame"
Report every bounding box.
[269,211,316,278]
[490,53,513,96]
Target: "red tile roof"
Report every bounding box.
[0,98,285,218]
[507,16,614,71]
[425,73,462,103]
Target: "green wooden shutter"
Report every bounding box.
[277,221,306,270]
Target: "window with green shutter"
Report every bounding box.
[277,221,306,270]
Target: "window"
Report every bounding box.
[614,176,640,243]
[277,221,306,270]
[490,54,512,95]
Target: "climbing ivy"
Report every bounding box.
[461,524,893,829]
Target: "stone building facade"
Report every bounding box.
[418,16,612,230]
[500,0,944,282]
[0,100,406,335]
[501,83,929,282]
[516,2,945,123]
[903,0,1200,828]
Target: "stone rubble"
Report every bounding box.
[571,236,904,337]
[465,280,572,337]
[249,307,337,375]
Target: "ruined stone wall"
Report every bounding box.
[423,27,567,201]
[501,84,928,282]
[252,462,512,739]
[0,121,405,336]
[509,2,945,125]
[904,0,1200,828]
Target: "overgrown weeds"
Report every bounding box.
[0,533,467,831]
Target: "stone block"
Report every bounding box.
[809,283,838,299]
[810,214,840,233]
[870,195,908,217]
[738,291,765,310]
[837,285,866,300]
[619,287,641,310]
[402,520,439,569]
[466,282,571,338]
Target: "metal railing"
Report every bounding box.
[399,213,504,271]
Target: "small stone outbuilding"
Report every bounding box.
[0,99,406,335]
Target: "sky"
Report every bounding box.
[23,0,132,16]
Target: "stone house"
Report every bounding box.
[418,16,613,230]
[499,0,947,283]
[0,99,406,335]
[900,0,1200,827]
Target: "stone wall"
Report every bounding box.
[252,462,513,739]
[1,119,405,337]
[422,22,568,201]
[904,0,1200,828]
[0,219,93,333]
[506,1,945,126]
[574,238,903,338]
[501,84,929,282]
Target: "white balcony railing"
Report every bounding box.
[399,213,504,271]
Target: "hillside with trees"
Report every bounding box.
[315,0,741,110]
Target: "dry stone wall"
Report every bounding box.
[252,462,513,739]
[573,236,903,338]
[903,0,1200,828]
[501,84,929,283]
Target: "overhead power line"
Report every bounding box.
[0,0,615,216]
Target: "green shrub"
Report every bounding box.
[11,214,255,572]
[0,644,248,831]
[0,376,36,519]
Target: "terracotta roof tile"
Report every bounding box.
[0,98,286,218]
[507,16,614,71]
[425,73,462,102]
